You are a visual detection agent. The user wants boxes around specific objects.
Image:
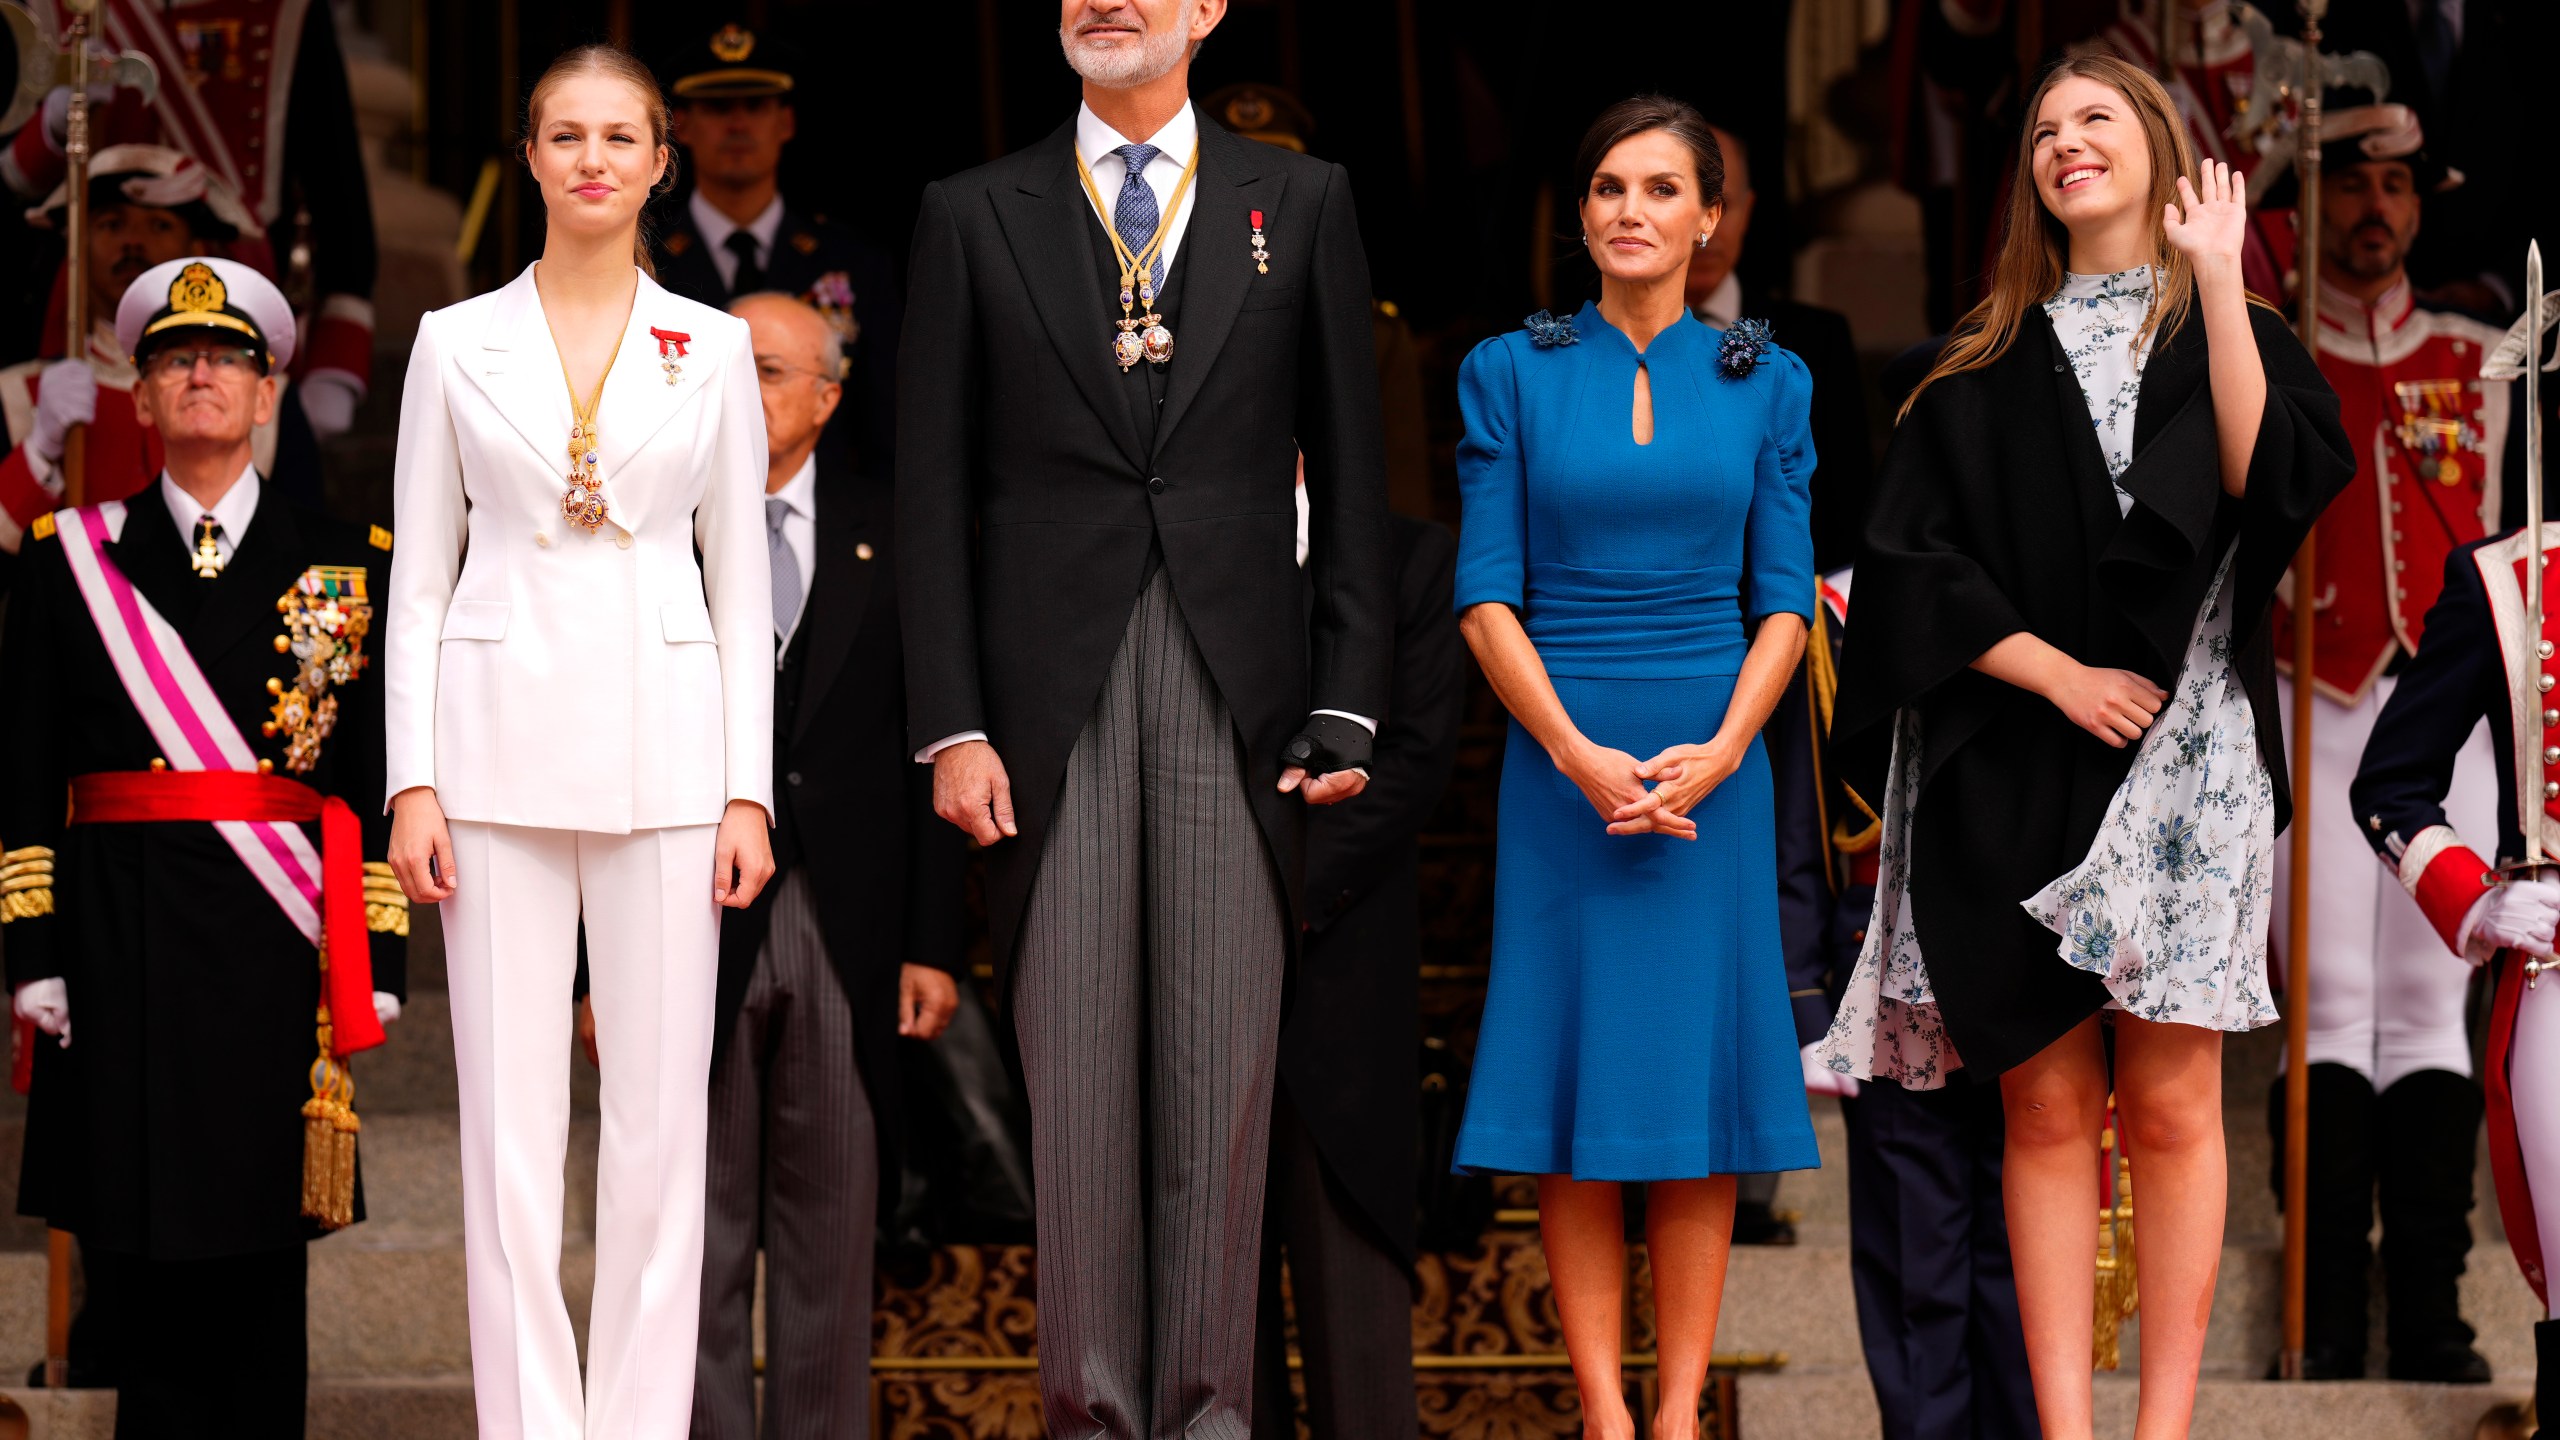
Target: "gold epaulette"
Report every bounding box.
[28,511,54,543]
[367,525,393,551]
[1,845,55,923]
[361,860,409,937]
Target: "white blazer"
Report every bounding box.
[384,264,773,833]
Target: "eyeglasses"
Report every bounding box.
[143,346,260,380]
[754,359,842,388]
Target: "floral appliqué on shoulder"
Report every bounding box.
[1717,317,1775,379]
[1522,310,1579,348]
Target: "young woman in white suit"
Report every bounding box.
[382,45,774,1439]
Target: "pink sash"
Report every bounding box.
[50,503,327,946]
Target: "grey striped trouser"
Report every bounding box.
[1015,565,1290,1440]
[690,866,878,1440]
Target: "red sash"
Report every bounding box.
[2484,949,2547,1305]
[69,771,384,1056]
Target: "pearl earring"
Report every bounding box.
[1696,234,1709,248]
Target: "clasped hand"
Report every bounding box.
[1561,738,1740,841]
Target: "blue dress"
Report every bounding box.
[1451,301,1822,1180]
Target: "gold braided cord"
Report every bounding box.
[1070,142,1203,292]
[1,847,53,923]
[362,861,408,936]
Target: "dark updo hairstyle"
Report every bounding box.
[1572,94,1724,210]
[520,43,681,277]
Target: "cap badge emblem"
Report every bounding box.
[710,24,754,62]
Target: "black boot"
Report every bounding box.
[2378,1068,2495,1382]
[2267,1063,2377,1378]
[2534,1318,2560,1435]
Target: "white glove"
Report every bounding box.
[297,373,361,437]
[28,358,95,463]
[372,991,401,1028]
[13,979,69,1047]
[1802,1040,1859,1098]
[2460,878,2560,965]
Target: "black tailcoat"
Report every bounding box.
[895,116,1392,992]
[1832,304,2352,1076]
[1745,290,1876,574]
[1280,515,1462,1263]
[1,491,404,1258]
[711,461,967,1216]
[652,198,906,469]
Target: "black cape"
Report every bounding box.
[1831,301,2352,1078]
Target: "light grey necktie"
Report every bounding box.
[766,495,802,639]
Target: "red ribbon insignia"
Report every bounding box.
[650,327,692,359]
[1250,210,1263,229]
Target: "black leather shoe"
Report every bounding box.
[2387,1338,2495,1384]
[2264,1344,2366,1380]
[1729,1200,1796,1247]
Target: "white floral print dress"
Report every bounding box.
[1816,267,2279,1089]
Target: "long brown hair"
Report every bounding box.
[1899,54,2198,421]
[521,44,678,277]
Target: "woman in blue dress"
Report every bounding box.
[1452,95,1819,1439]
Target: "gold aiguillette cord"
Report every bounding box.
[1072,143,1201,370]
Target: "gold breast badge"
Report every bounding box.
[264,566,374,772]
[191,514,225,578]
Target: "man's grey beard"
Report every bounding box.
[1059,10,1194,89]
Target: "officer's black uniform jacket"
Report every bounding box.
[2352,534,2536,874]
[652,197,905,471]
[0,490,404,1258]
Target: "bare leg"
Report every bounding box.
[2113,1016,2226,1440]
[1644,1176,1737,1440]
[1999,1017,2109,1440]
[1539,1176,1635,1440]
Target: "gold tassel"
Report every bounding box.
[299,1002,360,1231]
[2091,1100,2141,1371]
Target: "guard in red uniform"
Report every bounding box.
[1,0,377,435]
[0,144,308,589]
[2264,97,2518,1382]
[2351,275,2560,1413]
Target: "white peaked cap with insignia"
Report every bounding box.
[114,255,296,373]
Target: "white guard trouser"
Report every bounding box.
[2275,675,2497,1087]
[440,820,722,1439]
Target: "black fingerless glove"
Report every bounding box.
[1283,713,1372,777]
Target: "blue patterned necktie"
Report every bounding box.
[766,495,803,639]
[1113,142,1163,293]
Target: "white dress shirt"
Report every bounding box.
[160,462,260,563]
[692,191,788,294]
[1074,100,1200,278]
[769,454,817,648]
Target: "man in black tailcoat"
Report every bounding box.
[1253,478,1464,1440]
[685,293,967,1440]
[896,1,1391,1432]
[651,23,903,469]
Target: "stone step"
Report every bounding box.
[1737,1367,2533,1440]
[0,1377,478,1440]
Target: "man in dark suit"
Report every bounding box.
[1778,340,2037,1440]
[650,23,904,469]
[1253,484,1464,1440]
[1688,124,1875,576]
[896,2,1392,1433]
[687,292,967,1440]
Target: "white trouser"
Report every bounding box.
[2508,969,2560,1318]
[441,820,722,1440]
[2274,675,2497,1088]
